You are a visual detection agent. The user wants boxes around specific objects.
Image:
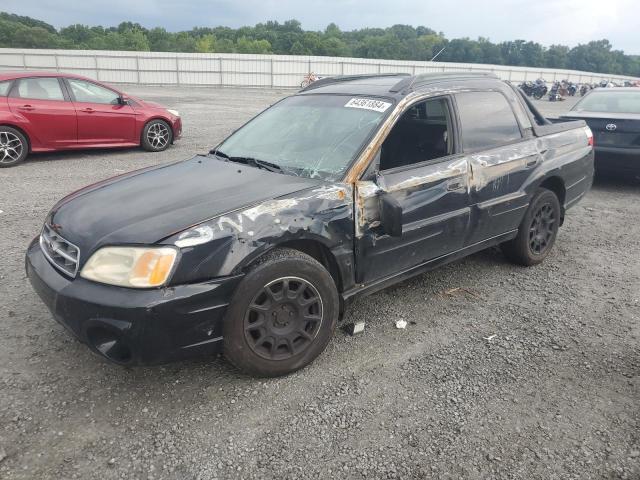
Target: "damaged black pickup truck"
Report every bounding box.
[26,72,594,376]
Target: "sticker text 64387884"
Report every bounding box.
[344,98,392,113]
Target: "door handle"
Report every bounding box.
[81,108,95,113]
[526,158,540,168]
[18,105,35,111]
[447,180,465,191]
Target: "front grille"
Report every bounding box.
[40,224,80,277]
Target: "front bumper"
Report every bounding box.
[25,239,242,365]
[171,117,182,141]
[594,146,640,176]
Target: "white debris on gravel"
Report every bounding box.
[395,319,407,329]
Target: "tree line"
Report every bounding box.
[1,12,638,77]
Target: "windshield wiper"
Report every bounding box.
[209,149,285,174]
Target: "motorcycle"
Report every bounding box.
[548,82,565,101]
[300,72,319,88]
[532,83,548,99]
[567,83,577,96]
[519,80,547,99]
[519,81,535,97]
[580,84,589,96]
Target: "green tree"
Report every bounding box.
[0,11,637,77]
[215,38,235,53]
[545,44,569,68]
[325,23,342,38]
[147,27,173,51]
[0,20,64,48]
[194,34,216,53]
[289,40,308,55]
[237,37,272,54]
[98,30,149,51]
[318,37,350,57]
[442,38,483,63]
[413,34,447,61]
[477,38,503,64]
[172,32,197,52]
[0,12,56,33]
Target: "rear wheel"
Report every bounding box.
[502,188,561,266]
[141,119,172,152]
[223,248,339,377]
[0,127,28,167]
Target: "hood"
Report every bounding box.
[135,99,167,109]
[49,156,322,257]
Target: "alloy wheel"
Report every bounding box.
[0,131,24,165]
[146,123,170,149]
[244,276,323,360]
[528,203,556,255]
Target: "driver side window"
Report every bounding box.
[379,97,453,171]
[67,79,120,105]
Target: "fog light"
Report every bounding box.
[86,327,132,364]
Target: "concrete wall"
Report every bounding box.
[0,48,637,88]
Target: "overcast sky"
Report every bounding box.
[4,0,638,54]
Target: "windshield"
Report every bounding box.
[214,94,393,180]
[573,90,640,115]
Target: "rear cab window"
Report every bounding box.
[12,77,65,101]
[455,91,522,151]
[573,91,640,115]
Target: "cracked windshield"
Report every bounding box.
[214,94,392,180]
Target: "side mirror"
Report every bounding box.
[118,96,129,105]
[379,192,403,237]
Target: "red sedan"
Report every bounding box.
[0,72,182,167]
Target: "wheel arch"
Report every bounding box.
[141,116,175,144]
[538,175,566,222]
[0,123,31,152]
[236,237,348,321]
[239,238,345,294]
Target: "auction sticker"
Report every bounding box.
[345,97,392,112]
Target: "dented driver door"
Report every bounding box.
[354,156,471,284]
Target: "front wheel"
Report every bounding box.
[141,119,172,152]
[0,127,28,167]
[502,188,561,266]
[223,248,339,377]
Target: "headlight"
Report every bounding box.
[80,246,178,288]
[167,109,180,117]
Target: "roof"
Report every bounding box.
[0,70,99,82]
[298,72,501,98]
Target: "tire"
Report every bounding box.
[0,126,28,167]
[141,119,172,152]
[502,188,561,266]
[223,248,339,377]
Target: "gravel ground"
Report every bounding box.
[0,86,638,480]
